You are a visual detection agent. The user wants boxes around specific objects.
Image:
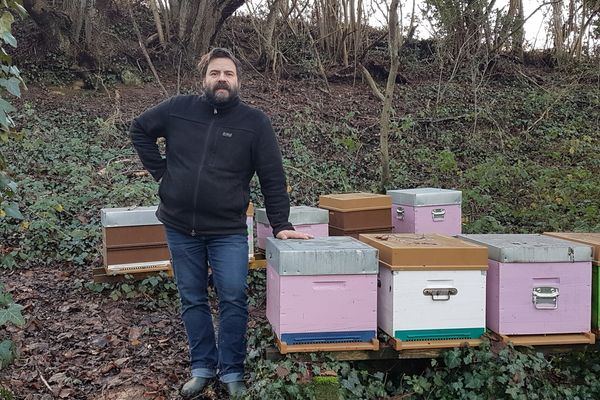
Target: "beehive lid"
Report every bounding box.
[101,206,161,227]
[319,192,391,211]
[255,206,328,225]
[543,232,600,264]
[458,234,592,263]
[358,233,487,270]
[265,236,378,275]
[387,188,462,206]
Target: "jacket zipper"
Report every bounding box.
[191,107,218,236]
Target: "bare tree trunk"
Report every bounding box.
[571,2,600,58]
[126,0,168,96]
[149,0,166,48]
[260,0,283,70]
[552,0,565,60]
[158,0,171,42]
[508,0,524,60]
[173,0,244,62]
[73,0,86,43]
[351,0,364,76]
[84,0,95,49]
[380,0,401,192]
[302,19,330,92]
[23,0,74,55]
[169,0,179,16]
[177,1,197,42]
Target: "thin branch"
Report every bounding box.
[359,64,385,101]
[37,368,55,396]
[126,0,168,97]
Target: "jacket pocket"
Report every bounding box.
[208,127,254,172]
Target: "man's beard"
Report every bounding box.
[205,82,239,104]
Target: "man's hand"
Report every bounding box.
[276,230,314,240]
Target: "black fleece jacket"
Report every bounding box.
[129,94,293,237]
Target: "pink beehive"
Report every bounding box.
[265,237,378,345]
[387,188,462,235]
[255,206,328,250]
[459,234,593,335]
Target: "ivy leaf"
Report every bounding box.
[0,12,14,34]
[0,98,16,113]
[0,339,17,369]
[1,32,16,48]
[464,372,483,389]
[0,303,25,326]
[0,172,16,192]
[505,386,521,398]
[0,77,20,96]
[8,1,27,18]
[0,47,10,64]
[0,289,13,306]
[445,349,462,369]
[3,202,22,219]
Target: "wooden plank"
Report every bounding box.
[494,332,596,346]
[276,337,379,354]
[249,253,267,269]
[390,337,482,351]
[266,342,466,361]
[265,339,600,362]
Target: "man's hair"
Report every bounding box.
[197,48,242,78]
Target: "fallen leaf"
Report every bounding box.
[276,366,289,378]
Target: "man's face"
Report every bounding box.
[203,57,240,104]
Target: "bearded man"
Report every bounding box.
[130,47,311,398]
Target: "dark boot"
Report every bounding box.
[225,380,246,397]
[181,377,211,398]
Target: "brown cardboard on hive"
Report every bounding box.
[319,193,392,211]
[358,233,488,270]
[329,226,392,239]
[543,232,600,265]
[319,193,392,231]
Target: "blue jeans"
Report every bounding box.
[165,226,249,383]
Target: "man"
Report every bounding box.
[129,48,311,398]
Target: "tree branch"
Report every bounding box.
[359,64,385,101]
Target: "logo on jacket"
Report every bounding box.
[222,132,233,137]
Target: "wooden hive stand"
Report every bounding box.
[276,337,380,354]
[389,337,482,351]
[490,331,596,346]
[249,251,267,270]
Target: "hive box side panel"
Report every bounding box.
[413,204,462,235]
[377,267,395,337]
[277,273,377,334]
[266,264,282,338]
[495,261,591,335]
[392,270,486,333]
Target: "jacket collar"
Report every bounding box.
[202,94,240,113]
